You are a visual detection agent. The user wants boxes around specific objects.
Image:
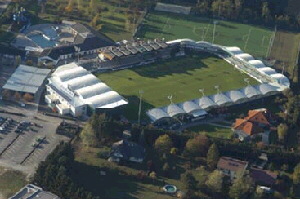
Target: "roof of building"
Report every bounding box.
[249,60,266,69]
[224,46,244,55]
[3,65,51,94]
[111,140,145,161]
[250,168,277,186]
[71,23,91,34]
[225,90,247,103]
[217,157,249,172]
[256,83,280,95]
[9,184,60,199]
[236,53,254,61]
[194,96,217,110]
[242,86,262,98]
[233,109,271,135]
[49,62,127,109]
[210,93,233,106]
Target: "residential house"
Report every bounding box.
[232,108,275,142]
[217,156,249,180]
[250,168,277,187]
[109,139,145,163]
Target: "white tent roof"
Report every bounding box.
[147,108,169,121]
[225,90,247,103]
[236,53,254,61]
[242,85,262,98]
[258,67,276,75]
[76,83,111,99]
[248,60,266,69]
[163,104,185,117]
[194,96,217,109]
[270,73,290,86]
[225,46,243,55]
[178,101,201,113]
[49,63,127,110]
[256,83,280,95]
[210,93,232,106]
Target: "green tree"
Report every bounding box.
[205,170,224,193]
[277,123,288,141]
[154,134,173,155]
[181,171,197,190]
[262,2,272,22]
[229,173,254,199]
[293,163,300,184]
[185,134,209,157]
[207,143,219,170]
[80,123,97,147]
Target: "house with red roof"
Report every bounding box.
[217,156,249,180]
[232,108,274,142]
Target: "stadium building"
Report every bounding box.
[45,63,127,117]
[97,39,175,70]
[146,39,289,124]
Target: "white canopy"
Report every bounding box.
[242,86,262,98]
[248,60,266,69]
[225,90,247,103]
[236,53,254,61]
[210,93,232,106]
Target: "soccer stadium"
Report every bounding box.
[97,39,289,124]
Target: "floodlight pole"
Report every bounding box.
[199,89,205,97]
[244,78,250,86]
[168,95,173,104]
[212,21,217,44]
[138,90,144,125]
[244,28,252,51]
[214,85,220,94]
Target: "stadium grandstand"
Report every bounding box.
[146,39,289,123]
[45,63,127,117]
[97,39,174,70]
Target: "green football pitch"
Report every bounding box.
[136,11,274,58]
[98,54,259,121]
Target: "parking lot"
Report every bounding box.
[0,102,73,176]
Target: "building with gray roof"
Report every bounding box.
[9,184,60,199]
[2,65,51,100]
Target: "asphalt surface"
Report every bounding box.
[0,101,72,176]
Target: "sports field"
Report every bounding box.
[137,11,273,58]
[98,53,258,120]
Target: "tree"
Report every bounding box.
[277,123,288,141]
[14,92,21,101]
[65,0,74,12]
[80,123,97,147]
[181,171,197,190]
[89,0,96,14]
[23,93,34,102]
[261,2,272,22]
[229,173,254,199]
[185,135,209,157]
[293,163,300,185]
[2,89,11,99]
[154,134,173,155]
[207,143,219,170]
[205,170,224,193]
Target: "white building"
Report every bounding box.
[45,63,127,117]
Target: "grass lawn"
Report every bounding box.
[137,11,273,58]
[73,145,184,199]
[98,53,258,121]
[187,124,233,139]
[0,167,27,198]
